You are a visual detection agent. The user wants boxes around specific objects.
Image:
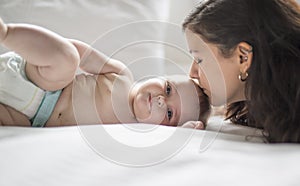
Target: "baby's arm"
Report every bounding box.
[70,39,133,80]
[0,18,79,91]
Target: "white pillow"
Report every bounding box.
[0,0,170,79]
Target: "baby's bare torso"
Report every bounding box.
[0,73,137,127]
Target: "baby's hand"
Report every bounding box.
[0,18,8,43]
[181,121,205,130]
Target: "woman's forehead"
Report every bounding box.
[185,28,207,48]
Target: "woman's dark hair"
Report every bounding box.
[183,0,300,142]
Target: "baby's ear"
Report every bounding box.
[181,121,205,130]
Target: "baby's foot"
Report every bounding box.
[0,18,8,43]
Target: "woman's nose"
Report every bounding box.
[189,60,200,79]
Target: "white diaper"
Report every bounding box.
[0,52,45,119]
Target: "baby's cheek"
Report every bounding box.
[138,106,165,124]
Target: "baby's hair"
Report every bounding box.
[190,80,211,126]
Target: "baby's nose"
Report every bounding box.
[156,95,166,108]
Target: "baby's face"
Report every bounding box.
[130,75,200,126]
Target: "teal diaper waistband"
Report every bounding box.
[31,90,62,127]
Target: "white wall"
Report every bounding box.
[0,0,171,79]
[164,0,199,75]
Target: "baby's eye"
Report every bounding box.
[166,82,172,96]
[167,108,173,121]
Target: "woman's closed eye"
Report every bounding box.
[190,50,203,64]
[194,57,203,64]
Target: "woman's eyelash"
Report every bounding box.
[196,58,203,64]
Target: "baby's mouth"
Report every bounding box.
[148,93,152,112]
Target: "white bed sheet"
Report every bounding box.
[0,116,299,186]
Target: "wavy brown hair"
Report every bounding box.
[183,0,300,142]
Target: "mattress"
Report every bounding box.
[0,116,299,186]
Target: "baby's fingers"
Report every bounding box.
[181,121,205,130]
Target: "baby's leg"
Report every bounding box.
[0,18,79,91]
[0,103,31,127]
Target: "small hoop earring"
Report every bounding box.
[238,72,248,82]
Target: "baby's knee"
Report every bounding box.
[61,42,80,73]
[0,103,31,126]
[0,104,12,125]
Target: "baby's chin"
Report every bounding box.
[133,105,149,123]
[133,98,165,124]
[136,116,156,124]
[135,115,164,125]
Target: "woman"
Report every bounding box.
[182,0,300,142]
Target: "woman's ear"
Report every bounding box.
[237,42,253,73]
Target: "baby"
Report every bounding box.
[0,18,211,128]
